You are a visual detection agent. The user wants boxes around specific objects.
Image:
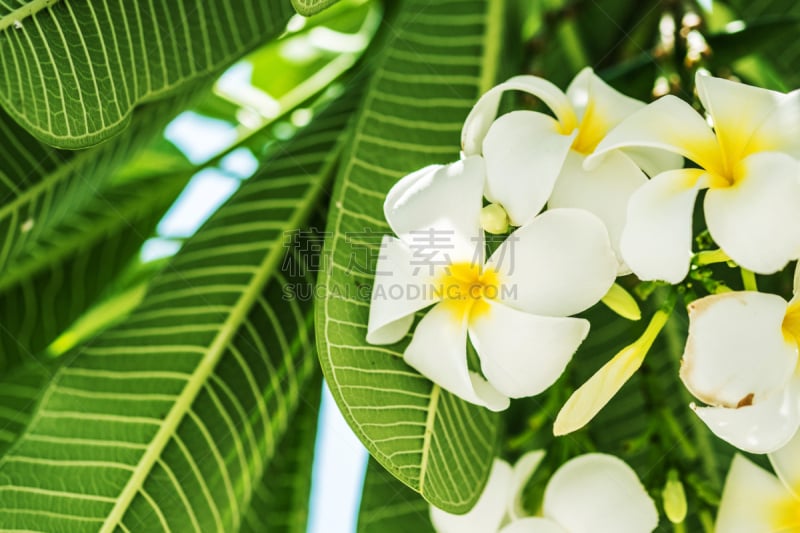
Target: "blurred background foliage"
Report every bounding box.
[0,0,797,531]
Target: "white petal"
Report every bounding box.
[462,75,578,155]
[749,89,800,158]
[716,455,797,533]
[430,458,513,533]
[488,208,617,317]
[691,382,800,454]
[695,72,786,162]
[469,299,589,398]
[548,151,647,271]
[483,111,574,226]
[367,236,440,344]
[384,156,485,263]
[680,292,797,409]
[619,168,705,283]
[587,95,723,175]
[508,450,546,521]
[404,302,509,411]
[769,425,800,498]
[794,261,800,295]
[499,518,568,533]
[543,454,658,533]
[566,68,642,154]
[566,68,641,125]
[704,152,800,274]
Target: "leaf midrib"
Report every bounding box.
[0,0,59,32]
[320,0,506,493]
[98,149,341,531]
[0,172,188,292]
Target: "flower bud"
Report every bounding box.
[662,470,688,524]
[480,203,509,235]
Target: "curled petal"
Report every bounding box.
[704,152,800,274]
[508,450,546,521]
[384,156,485,263]
[548,151,647,272]
[367,236,439,344]
[769,426,800,499]
[619,168,705,283]
[499,518,568,533]
[469,299,589,398]
[695,72,786,162]
[488,208,616,317]
[543,454,658,533]
[404,302,509,411]
[691,378,800,454]
[566,68,641,154]
[587,95,723,176]
[716,455,797,533]
[430,458,513,533]
[567,68,642,127]
[681,292,798,409]
[483,111,573,226]
[462,75,578,155]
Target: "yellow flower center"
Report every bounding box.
[436,262,500,320]
[771,494,800,532]
[565,99,607,155]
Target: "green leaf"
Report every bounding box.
[0,92,192,279]
[0,363,52,455]
[358,458,435,533]
[316,0,509,513]
[291,0,342,16]
[0,89,358,531]
[0,169,191,366]
[0,0,294,148]
[0,93,195,369]
[241,372,322,533]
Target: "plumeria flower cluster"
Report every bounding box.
[430,451,658,533]
[365,65,800,527]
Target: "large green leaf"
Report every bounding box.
[0,94,195,369]
[358,458,435,533]
[0,168,192,365]
[0,93,192,279]
[0,89,357,531]
[0,0,294,148]
[241,371,322,533]
[316,0,509,513]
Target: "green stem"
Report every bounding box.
[741,268,758,291]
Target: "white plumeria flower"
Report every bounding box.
[716,431,800,532]
[431,452,659,533]
[589,72,800,283]
[679,266,800,453]
[366,156,617,411]
[460,68,681,270]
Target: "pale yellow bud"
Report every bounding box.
[662,471,688,524]
[480,203,509,235]
[601,283,642,321]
